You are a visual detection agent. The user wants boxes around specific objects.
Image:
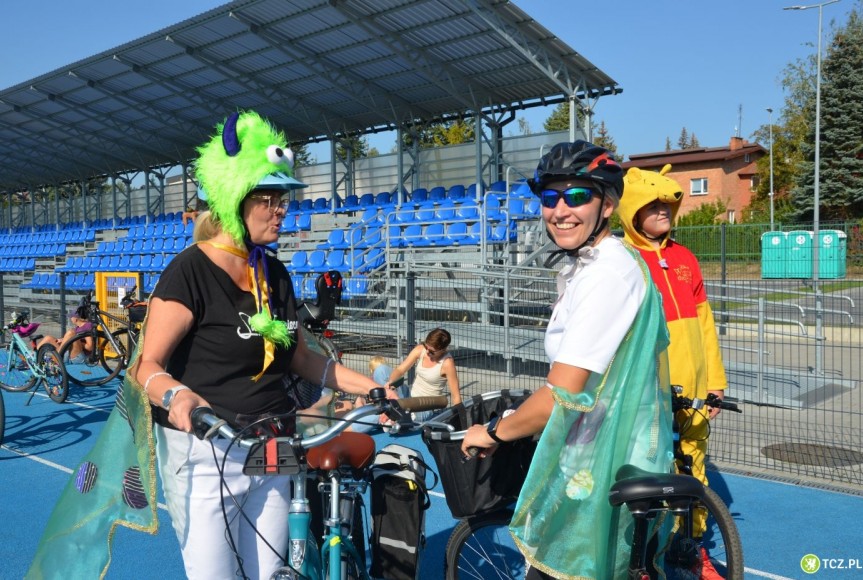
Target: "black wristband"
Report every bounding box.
[486,415,505,443]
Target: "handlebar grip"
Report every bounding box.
[397,395,448,413]
[190,406,225,440]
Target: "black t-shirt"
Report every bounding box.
[150,244,298,426]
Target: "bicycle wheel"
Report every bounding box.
[445,509,525,580]
[0,391,6,446]
[37,345,69,403]
[60,331,122,386]
[0,344,38,392]
[100,328,130,377]
[663,486,743,580]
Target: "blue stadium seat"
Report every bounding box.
[435,204,456,221]
[289,251,308,273]
[423,223,446,246]
[305,250,327,273]
[313,197,329,213]
[318,229,345,250]
[415,208,436,223]
[281,214,298,234]
[402,224,424,246]
[338,195,360,213]
[299,199,314,213]
[447,184,466,201]
[410,188,428,205]
[302,277,317,300]
[342,275,368,300]
[489,180,507,193]
[297,214,312,231]
[358,193,376,208]
[428,186,446,203]
[291,276,304,299]
[445,222,468,245]
[525,198,541,217]
[325,250,346,272]
[456,204,479,221]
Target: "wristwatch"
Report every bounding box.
[162,385,191,410]
[486,415,505,444]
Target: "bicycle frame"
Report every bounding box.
[3,333,48,402]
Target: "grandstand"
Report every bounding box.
[2,0,861,493]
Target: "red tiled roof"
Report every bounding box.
[622,143,766,169]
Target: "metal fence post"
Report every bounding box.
[406,268,416,386]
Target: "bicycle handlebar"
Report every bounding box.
[671,386,741,413]
[190,387,447,449]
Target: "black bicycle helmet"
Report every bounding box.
[530,141,624,254]
[528,140,623,202]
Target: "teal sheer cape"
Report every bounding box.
[510,255,674,579]
[27,336,158,579]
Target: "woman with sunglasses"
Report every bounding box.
[385,328,461,421]
[461,141,674,579]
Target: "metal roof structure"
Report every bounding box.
[0,0,620,192]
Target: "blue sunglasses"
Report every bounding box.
[538,186,596,209]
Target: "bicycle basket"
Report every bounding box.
[420,389,536,519]
[127,302,148,323]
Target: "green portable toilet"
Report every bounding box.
[786,230,813,278]
[761,231,787,278]
[818,230,847,279]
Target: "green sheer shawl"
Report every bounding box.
[509,253,674,580]
[27,333,158,579]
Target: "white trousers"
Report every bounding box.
[154,424,292,580]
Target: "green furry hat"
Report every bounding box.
[195,110,306,245]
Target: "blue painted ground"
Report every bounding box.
[2,378,862,580]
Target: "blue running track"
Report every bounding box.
[2,380,862,580]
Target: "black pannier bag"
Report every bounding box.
[421,389,536,519]
[369,444,436,580]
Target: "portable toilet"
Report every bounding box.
[818,230,847,279]
[786,230,813,278]
[761,231,787,278]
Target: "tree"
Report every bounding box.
[291,142,315,167]
[790,4,863,221]
[592,120,619,156]
[401,118,474,149]
[335,135,369,160]
[665,137,672,151]
[677,128,690,149]
[676,199,729,226]
[689,133,700,148]
[543,101,586,133]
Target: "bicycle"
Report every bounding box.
[432,389,744,580]
[59,289,143,387]
[609,389,744,580]
[0,310,69,404]
[190,387,447,580]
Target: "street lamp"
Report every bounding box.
[784,0,840,376]
[767,107,774,230]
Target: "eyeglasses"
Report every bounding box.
[537,186,596,209]
[425,346,439,356]
[250,194,290,214]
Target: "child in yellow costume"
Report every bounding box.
[618,165,729,579]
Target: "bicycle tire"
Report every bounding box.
[0,391,6,446]
[60,331,122,386]
[663,485,744,580]
[100,328,130,377]
[0,344,38,392]
[37,345,69,404]
[445,509,524,580]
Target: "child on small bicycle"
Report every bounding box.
[36,308,93,364]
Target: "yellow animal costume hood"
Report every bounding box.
[618,164,683,249]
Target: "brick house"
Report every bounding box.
[622,137,767,223]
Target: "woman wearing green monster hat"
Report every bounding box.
[134,111,383,579]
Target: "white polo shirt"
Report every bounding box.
[544,236,646,374]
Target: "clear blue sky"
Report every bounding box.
[1,0,854,161]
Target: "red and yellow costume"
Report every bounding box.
[619,165,728,533]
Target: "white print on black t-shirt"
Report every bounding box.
[235,313,300,339]
[236,312,260,339]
